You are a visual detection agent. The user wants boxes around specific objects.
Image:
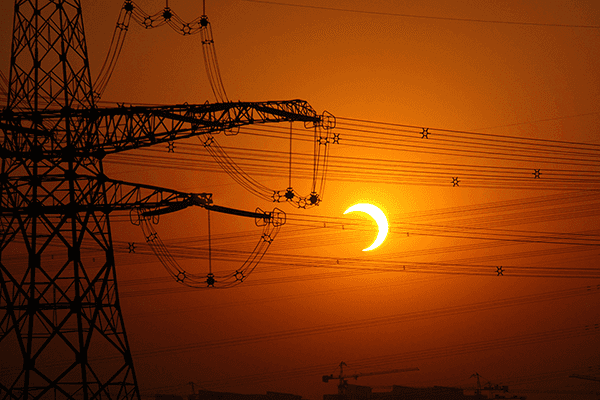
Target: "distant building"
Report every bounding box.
[323,384,523,400]
[323,384,372,400]
[372,385,485,400]
[156,395,184,400]
[188,389,303,400]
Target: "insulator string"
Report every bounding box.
[208,209,212,275]
[289,121,293,188]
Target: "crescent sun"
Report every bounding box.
[343,203,389,251]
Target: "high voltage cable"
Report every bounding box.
[107,150,600,190]
[338,117,600,149]
[281,209,600,244]
[136,296,600,358]
[2,0,596,395]
[11,176,588,290]
[336,123,600,156]
[398,190,599,221]
[16,190,596,285]
[19,189,598,250]
[8,288,597,376]
[42,235,596,297]
[106,201,600,250]
[8,190,596,281]
[240,0,600,29]
[93,0,228,101]
[234,123,600,167]
[109,158,599,190]
[125,142,600,173]
[331,325,600,371]
[109,236,600,283]
[124,284,600,327]
[18,246,593,299]
[233,121,600,159]
[109,240,600,285]
[105,114,600,190]
[474,110,600,131]
[113,114,600,159]
[124,275,451,319]
[424,366,600,396]
[178,324,600,391]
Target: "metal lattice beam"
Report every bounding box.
[1,100,320,158]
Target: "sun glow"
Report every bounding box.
[343,203,389,251]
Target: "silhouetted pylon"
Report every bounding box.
[1,1,139,398]
[0,1,323,399]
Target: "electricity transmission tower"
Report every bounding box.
[0,1,325,398]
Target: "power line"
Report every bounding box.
[241,0,600,29]
[191,324,600,390]
[472,111,600,131]
[8,288,597,377]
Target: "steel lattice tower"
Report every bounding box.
[1,1,139,398]
[0,1,324,399]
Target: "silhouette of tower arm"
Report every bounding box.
[90,176,273,221]
[81,176,213,214]
[1,173,272,222]
[93,100,320,155]
[0,174,205,215]
[0,100,321,158]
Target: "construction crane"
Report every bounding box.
[469,373,509,398]
[322,362,419,395]
[0,1,332,399]
[570,374,600,382]
[471,372,483,396]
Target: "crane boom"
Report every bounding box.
[570,374,600,382]
[323,362,419,395]
[322,367,420,383]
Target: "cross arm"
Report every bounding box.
[0,100,321,159]
[91,100,320,156]
[0,174,273,224]
[93,176,275,223]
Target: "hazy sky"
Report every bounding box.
[1,1,600,400]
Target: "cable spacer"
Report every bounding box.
[206,273,216,287]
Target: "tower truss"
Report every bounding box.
[0,1,326,398]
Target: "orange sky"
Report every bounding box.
[1,1,599,399]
